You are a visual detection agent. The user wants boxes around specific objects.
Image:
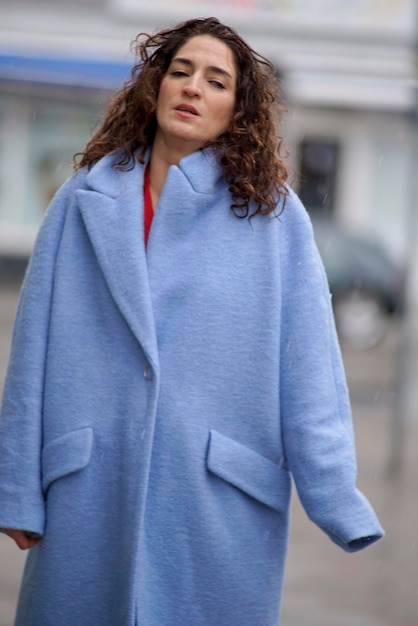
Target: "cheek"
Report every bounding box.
[156,81,171,110]
[219,101,235,128]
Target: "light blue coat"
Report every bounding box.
[0,149,383,625]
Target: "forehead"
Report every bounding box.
[173,35,236,74]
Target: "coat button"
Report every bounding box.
[143,364,154,381]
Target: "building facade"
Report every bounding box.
[0,0,416,265]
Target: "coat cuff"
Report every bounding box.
[346,535,383,552]
[324,518,384,553]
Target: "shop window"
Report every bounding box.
[297,138,340,214]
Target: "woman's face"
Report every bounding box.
[154,35,237,158]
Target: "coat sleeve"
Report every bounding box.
[279,191,384,552]
[0,175,80,536]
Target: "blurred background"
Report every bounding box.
[0,1,417,624]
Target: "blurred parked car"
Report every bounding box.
[311,216,405,350]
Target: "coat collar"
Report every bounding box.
[75,149,222,366]
[82,148,221,197]
[76,153,158,366]
[177,148,222,194]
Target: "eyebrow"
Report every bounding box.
[171,57,233,80]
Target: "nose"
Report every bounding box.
[182,75,202,97]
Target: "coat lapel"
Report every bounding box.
[76,154,159,368]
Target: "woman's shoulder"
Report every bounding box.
[35,166,91,237]
[51,166,90,202]
[271,186,314,237]
[281,186,310,220]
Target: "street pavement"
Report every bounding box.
[0,280,417,625]
[283,323,418,626]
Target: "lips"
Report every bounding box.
[175,103,199,116]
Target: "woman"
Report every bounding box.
[0,16,383,626]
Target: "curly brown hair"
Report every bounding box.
[74,17,290,217]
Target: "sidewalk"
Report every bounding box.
[282,404,418,626]
[281,327,418,626]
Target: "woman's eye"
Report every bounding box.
[209,80,225,89]
[171,70,188,77]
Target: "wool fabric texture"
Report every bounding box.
[0,149,384,625]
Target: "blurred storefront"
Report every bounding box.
[0,52,131,255]
[0,0,416,265]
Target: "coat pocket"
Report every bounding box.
[206,430,291,513]
[41,427,94,493]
